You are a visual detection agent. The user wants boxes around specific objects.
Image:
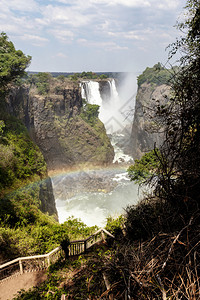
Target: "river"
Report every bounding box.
[52,133,142,227]
[52,166,141,227]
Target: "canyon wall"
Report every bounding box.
[7,78,114,171]
[129,64,172,159]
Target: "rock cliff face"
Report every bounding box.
[98,80,111,102]
[7,78,114,171]
[39,177,57,216]
[130,82,171,159]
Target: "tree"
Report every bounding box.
[150,0,200,213]
[0,32,31,89]
[29,72,52,95]
[127,149,159,184]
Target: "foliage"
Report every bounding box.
[0,209,97,260]
[80,103,100,125]
[127,149,159,184]
[99,74,108,79]
[28,72,52,95]
[13,271,64,299]
[0,116,46,192]
[123,199,186,241]
[61,216,98,240]
[68,71,108,80]
[0,219,67,259]
[105,215,124,238]
[56,74,65,81]
[137,62,173,87]
[0,32,31,90]
[0,120,5,135]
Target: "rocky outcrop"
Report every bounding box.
[98,80,111,103]
[6,78,114,171]
[39,177,57,216]
[130,82,171,159]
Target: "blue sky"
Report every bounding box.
[0,0,186,73]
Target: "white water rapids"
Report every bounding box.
[53,169,141,227]
[53,75,140,227]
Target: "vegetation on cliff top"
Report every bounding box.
[68,71,108,81]
[137,62,176,87]
[27,71,108,96]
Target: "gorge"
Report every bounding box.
[50,74,140,226]
[52,70,171,226]
[3,68,171,227]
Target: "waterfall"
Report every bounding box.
[81,79,121,133]
[109,78,119,100]
[80,78,134,163]
[81,81,102,106]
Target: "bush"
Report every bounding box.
[127,149,159,184]
[0,116,46,192]
[28,72,52,95]
[80,103,100,125]
[105,215,124,239]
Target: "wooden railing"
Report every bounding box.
[69,228,114,256]
[0,247,63,281]
[0,228,114,281]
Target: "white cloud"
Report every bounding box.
[90,0,150,7]
[77,38,87,43]
[78,39,128,51]
[49,29,75,42]
[17,34,48,47]
[155,0,181,10]
[41,5,93,27]
[20,34,48,42]
[0,0,39,12]
[54,52,68,58]
[108,31,145,41]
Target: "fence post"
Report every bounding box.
[47,255,50,267]
[101,230,105,241]
[19,260,23,275]
[84,240,87,253]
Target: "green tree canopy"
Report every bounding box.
[0,32,31,89]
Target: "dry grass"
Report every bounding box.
[102,212,200,299]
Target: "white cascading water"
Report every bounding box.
[81,81,102,106]
[81,79,121,133]
[109,78,119,101]
[80,78,133,163]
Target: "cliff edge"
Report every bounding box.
[129,64,172,159]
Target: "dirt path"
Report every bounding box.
[0,271,47,300]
